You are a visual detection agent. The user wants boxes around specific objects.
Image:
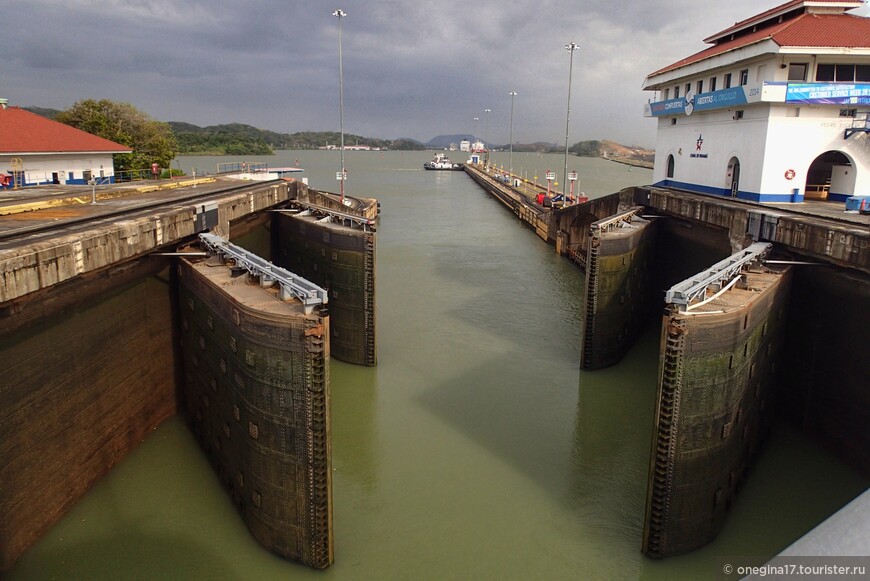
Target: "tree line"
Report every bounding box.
[39,99,627,175]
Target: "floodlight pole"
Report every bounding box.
[563,42,579,202]
[484,108,492,164]
[508,91,517,181]
[333,9,347,203]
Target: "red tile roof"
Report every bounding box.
[648,12,870,78]
[704,0,864,43]
[0,106,132,154]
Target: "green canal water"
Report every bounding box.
[8,152,867,580]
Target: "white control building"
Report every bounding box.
[643,0,870,203]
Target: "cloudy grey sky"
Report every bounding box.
[3,0,868,148]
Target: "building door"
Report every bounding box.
[805,151,852,201]
[728,157,740,198]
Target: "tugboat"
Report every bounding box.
[423,152,463,171]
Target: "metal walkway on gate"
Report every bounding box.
[664,242,772,309]
[198,232,328,313]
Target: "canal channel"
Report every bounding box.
[7,151,867,580]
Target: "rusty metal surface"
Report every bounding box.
[642,265,792,558]
[580,214,658,369]
[274,212,376,366]
[178,257,332,568]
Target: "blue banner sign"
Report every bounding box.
[693,87,748,111]
[786,83,870,105]
[649,97,687,116]
[649,87,748,117]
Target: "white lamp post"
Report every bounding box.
[563,41,579,202]
[508,91,517,181]
[333,9,347,203]
[483,109,492,152]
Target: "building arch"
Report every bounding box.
[727,157,741,198]
[666,154,676,179]
[805,150,855,202]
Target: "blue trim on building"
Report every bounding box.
[828,192,851,203]
[19,175,117,187]
[653,180,804,203]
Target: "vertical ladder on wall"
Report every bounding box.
[645,318,685,556]
[363,232,377,366]
[581,238,600,369]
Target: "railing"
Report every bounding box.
[216,161,268,174]
[845,111,870,139]
[664,242,771,309]
[804,184,830,200]
[198,233,328,314]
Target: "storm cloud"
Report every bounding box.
[3,0,867,147]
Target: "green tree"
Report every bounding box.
[569,140,602,157]
[56,99,178,172]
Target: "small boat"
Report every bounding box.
[424,153,463,171]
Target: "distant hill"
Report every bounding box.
[24,106,61,119]
[168,123,426,153]
[510,142,559,153]
[426,134,475,149]
[21,107,650,160]
[598,140,655,168]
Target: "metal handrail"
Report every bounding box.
[664,242,772,308]
[198,233,328,313]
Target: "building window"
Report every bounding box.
[670,118,677,125]
[734,110,744,120]
[709,76,717,92]
[697,80,704,94]
[788,63,808,81]
[840,109,857,118]
[663,88,670,100]
[666,155,675,178]
[724,73,732,89]
[739,69,749,86]
[818,63,870,82]
[836,64,856,82]
[685,83,691,96]
[816,64,835,82]
[674,86,680,98]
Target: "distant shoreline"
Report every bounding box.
[604,156,654,169]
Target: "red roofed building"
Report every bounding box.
[642,0,870,204]
[0,101,132,187]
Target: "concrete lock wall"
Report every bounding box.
[581,214,659,369]
[642,265,793,558]
[177,257,333,569]
[0,260,179,571]
[273,213,376,367]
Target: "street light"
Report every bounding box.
[484,108,492,166]
[508,91,517,182]
[563,41,579,202]
[333,9,347,203]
